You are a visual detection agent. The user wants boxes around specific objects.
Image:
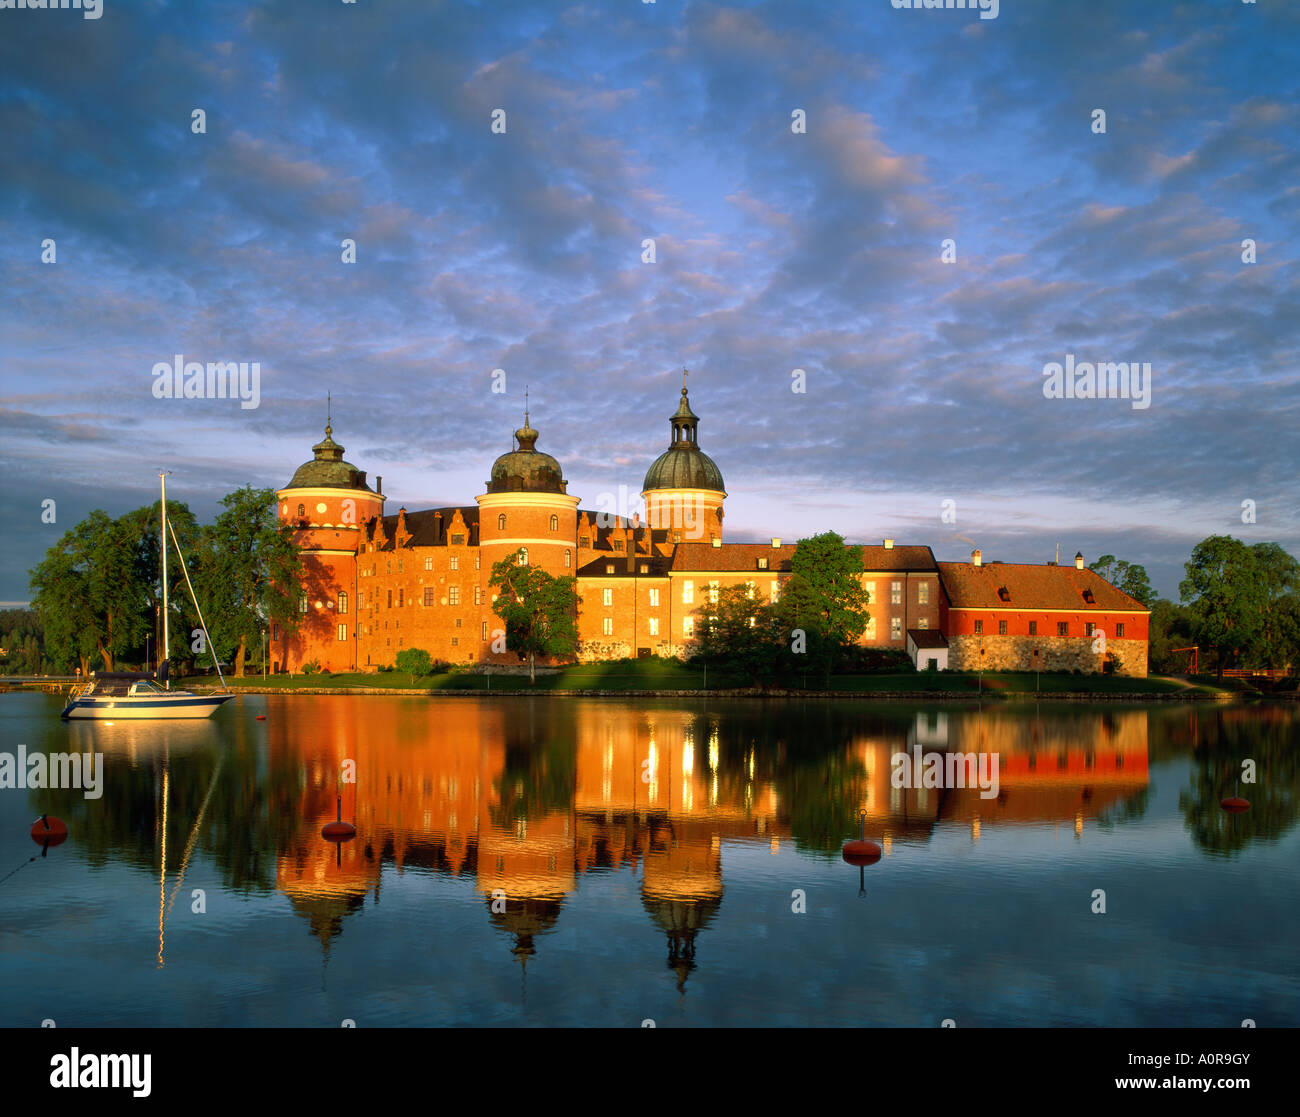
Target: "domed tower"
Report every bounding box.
[274,420,383,673]
[476,403,580,590]
[641,381,726,543]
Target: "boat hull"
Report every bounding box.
[61,693,237,720]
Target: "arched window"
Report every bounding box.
[564,549,571,568]
[297,503,305,518]
[518,548,528,566]
[497,513,506,530]
[549,514,558,532]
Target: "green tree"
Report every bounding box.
[694,583,783,688]
[1088,554,1156,607]
[194,487,302,676]
[489,549,580,683]
[1247,542,1300,669]
[1148,598,1197,674]
[1179,536,1264,678]
[395,647,432,684]
[775,531,872,681]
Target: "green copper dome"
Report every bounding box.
[487,418,568,494]
[642,387,725,493]
[284,424,375,491]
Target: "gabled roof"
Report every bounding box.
[667,542,938,574]
[936,562,1149,612]
[907,629,949,649]
[373,507,479,549]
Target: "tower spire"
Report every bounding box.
[326,392,332,438]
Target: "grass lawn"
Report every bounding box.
[209,665,1228,696]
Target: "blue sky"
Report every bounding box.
[2,0,1298,604]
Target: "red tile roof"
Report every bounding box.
[937,562,1149,612]
[669,543,937,573]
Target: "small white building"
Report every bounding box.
[907,628,948,671]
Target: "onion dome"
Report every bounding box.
[642,386,725,493]
[486,414,568,494]
[285,423,375,491]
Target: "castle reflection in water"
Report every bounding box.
[264,701,1150,985]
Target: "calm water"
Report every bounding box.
[1,693,1297,1027]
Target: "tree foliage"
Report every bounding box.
[1088,553,1156,607]
[774,531,872,679]
[489,549,580,683]
[694,583,783,687]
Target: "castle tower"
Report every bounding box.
[476,409,580,654]
[274,421,384,673]
[641,383,726,543]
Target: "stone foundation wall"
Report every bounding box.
[947,634,1148,677]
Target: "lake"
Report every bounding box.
[1,693,1297,1027]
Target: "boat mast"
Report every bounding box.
[160,471,170,689]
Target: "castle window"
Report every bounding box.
[397,589,404,607]
[337,624,347,641]
[918,582,930,605]
[1058,622,1069,636]
[474,586,483,605]
[386,561,391,574]
[296,503,305,518]
[550,515,559,532]
[580,537,589,548]
[603,618,613,636]
[918,617,928,629]
[449,586,461,605]
[997,586,1011,603]
[452,533,464,545]
[424,588,435,606]
[358,592,365,608]
[891,581,902,605]
[974,620,983,635]
[1117,623,1126,638]
[425,557,433,571]
[649,618,659,637]
[746,581,755,600]
[518,548,528,565]
[683,617,694,637]
[603,588,613,607]
[1028,621,1037,635]
[475,553,480,570]
[450,556,459,571]
[649,588,660,607]
[999,620,1008,635]
[451,637,459,647]
[1086,622,1096,637]
[758,557,768,570]
[770,580,779,602]
[613,540,624,551]
[338,592,348,615]
[456,618,462,628]
[299,595,307,614]
[891,617,903,640]
[606,564,615,574]
[565,550,571,568]
[482,621,488,641]
[497,514,506,531]
[683,580,694,604]
[640,564,649,574]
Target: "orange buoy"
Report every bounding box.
[30,815,69,847]
[321,797,356,841]
[1221,797,1250,813]
[842,839,881,866]
[255,714,266,721]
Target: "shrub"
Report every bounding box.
[301,660,322,676]
[395,647,433,679]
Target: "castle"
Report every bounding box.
[270,384,1150,676]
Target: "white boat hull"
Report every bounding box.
[61,693,236,720]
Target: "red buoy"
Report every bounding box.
[321,797,356,841]
[30,815,69,847]
[256,715,266,721]
[842,839,881,866]
[1221,797,1250,813]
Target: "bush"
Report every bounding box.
[395,647,433,678]
[301,660,322,676]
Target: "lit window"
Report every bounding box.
[606,564,615,574]
[758,557,768,570]
[475,586,483,605]
[648,618,659,637]
[481,621,488,640]
[917,617,928,629]
[337,624,347,641]
[640,564,648,574]
[299,595,307,614]
[649,588,659,608]
[425,557,433,571]
[603,588,613,607]
[338,592,348,615]
[918,583,930,605]
[747,616,756,628]
[550,514,558,532]
[683,580,694,604]
[683,617,694,637]
[746,581,755,600]
[449,586,461,605]
[891,617,902,640]
[474,553,481,570]
[358,592,365,608]
[519,548,528,565]
[891,581,902,605]
[497,514,506,530]
[770,580,779,602]
[565,550,571,568]
[603,617,613,636]
[709,581,719,604]
[450,556,459,571]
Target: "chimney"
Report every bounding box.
[883,538,894,549]
[376,475,383,495]
[1075,551,1085,570]
[435,510,444,543]
[358,471,367,489]
[972,549,982,567]
[771,538,781,548]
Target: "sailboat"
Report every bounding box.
[61,473,237,720]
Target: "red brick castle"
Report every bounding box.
[270,387,1149,675]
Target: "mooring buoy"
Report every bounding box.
[1221,796,1250,813]
[30,815,68,847]
[321,797,356,841]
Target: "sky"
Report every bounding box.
[2,0,1298,605]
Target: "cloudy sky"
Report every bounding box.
[2,0,1297,604]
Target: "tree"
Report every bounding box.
[1179,536,1264,678]
[394,647,432,685]
[1088,554,1156,607]
[194,487,302,676]
[489,549,580,683]
[1247,542,1300,669]
[1147,598,1197,674]
[775,531,872,681]
[694,583,783,688]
